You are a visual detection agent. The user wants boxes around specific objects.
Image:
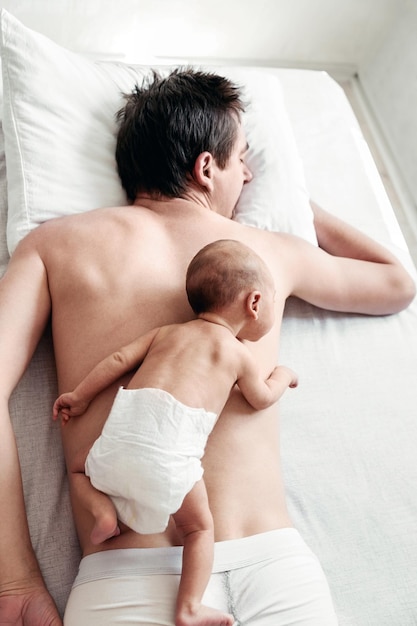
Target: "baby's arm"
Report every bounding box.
[53,326,161,422]
[237,352,298,411]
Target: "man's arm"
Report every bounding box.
[286,202,416,315]
[0,235,62,625]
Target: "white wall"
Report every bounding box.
[358,0,417,210]
[1,0,403,73]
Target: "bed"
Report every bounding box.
[1,9,417,625]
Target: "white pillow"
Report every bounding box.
[0,9,316,254]
[222,66,316,241]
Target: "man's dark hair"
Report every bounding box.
[115,68,245,202]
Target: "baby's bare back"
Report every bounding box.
[127,321,244,415]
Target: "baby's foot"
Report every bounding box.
[90,512,121,545]
[176,603,234,626]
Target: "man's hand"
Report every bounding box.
[0,582,62,626]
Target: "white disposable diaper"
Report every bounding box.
[85,387,217,534]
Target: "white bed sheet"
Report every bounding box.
[1,66,417,624]
[278,69,417,625]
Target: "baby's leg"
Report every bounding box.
[69,446,120,545]
[72,473,120,544]
[173,479,234,626]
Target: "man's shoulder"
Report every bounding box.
[230,220,293,242]
[230,224,298,258]
[26,206,130,244]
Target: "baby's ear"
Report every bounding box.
[246,290,261,319]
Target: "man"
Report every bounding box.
[0,69,414,626]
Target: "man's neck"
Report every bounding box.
[133,188,216,215]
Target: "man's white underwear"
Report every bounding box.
[85,386,217,533]
[64,528,339,625]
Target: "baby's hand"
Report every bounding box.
[273,365,298,389]
[52,393,89,424]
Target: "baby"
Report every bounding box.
[53,239,297,626]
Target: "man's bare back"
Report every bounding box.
[46,201,293,554]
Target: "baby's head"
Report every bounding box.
[186,239,275,339]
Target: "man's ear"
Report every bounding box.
[193,151,214,191]
[246,291,261,319]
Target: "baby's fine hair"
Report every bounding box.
[186,239,272,315]
[116,68,245,202]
